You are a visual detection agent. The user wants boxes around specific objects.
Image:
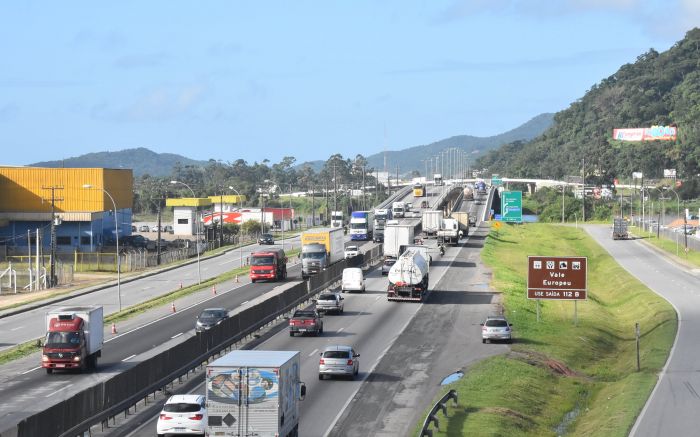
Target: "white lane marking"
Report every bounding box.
[171,332,183,339]
[122,354,136,362]
[10,326,23,331]
[142,286,153,290]
[308,348,318,357]
[337,327,344,333]
[22,366,40,375]
[374,296,381,301]
[241,301,249,305]
[45,384,72,398]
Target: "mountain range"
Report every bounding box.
[28,114,554,178]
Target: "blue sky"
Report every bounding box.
[1,1,698,167]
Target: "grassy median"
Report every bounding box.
[419,223,676,436]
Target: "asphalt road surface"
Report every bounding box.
[586,225,700,437]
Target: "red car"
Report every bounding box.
[288,310,323,336]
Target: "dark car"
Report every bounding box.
[381,258,396,276]
[195,308,229,333]
[468,216,476,226]
[122,235,148,249]
[288,309,323,336]
[258,233,274,245]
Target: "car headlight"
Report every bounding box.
[73,356,81,362]
[42,355,49,362]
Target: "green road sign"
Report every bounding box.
[491,177,503,186]
[501,191,522,223]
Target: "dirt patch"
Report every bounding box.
[481,406,536,426]
[510,350,581,378]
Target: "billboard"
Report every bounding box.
[663,169,677,178]
[613,126,677,142]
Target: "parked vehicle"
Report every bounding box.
[344,245,360,259]
[157,394,207,437]
[206,350,306,437]
[171,238,192,248]
[387,249,429,302]
[195,308,229,333]
[301,228,344,279]
[392,201,406,219]
[288,309,323,336]
[349,211,372,241]
[381,258,396,276]
[413,182,425,197]
[437,218,460,245]
[163,225,174,234]
[373,208,392,243]
[318,345,360,380]
[315,292,344,314]
[480,315,513,343]
[42,306,103,374]
[138,224,150,232]
[250,248,287,282]
[383,222,416,259]
[131,225,137,232]
[612,217,629,240]
[151,225,162,232]
[122,234,148,249]
[342,267,365,293]
[434,173,443,186]
[422,210,444,236]
[331,211,344,229]
[258,233,275,245]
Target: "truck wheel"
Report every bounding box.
[46,368,53,375]
[318,374,323,380]
[251,279,256,283]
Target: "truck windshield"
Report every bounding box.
[251,256,275,266]
[350,223,366,230]
[302,252,325,260]
[45,331,81,348]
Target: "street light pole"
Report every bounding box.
[83,184,121,311]
[170,180,202,285]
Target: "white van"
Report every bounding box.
[341,267,365,293]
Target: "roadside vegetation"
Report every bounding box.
[420,223,676,436]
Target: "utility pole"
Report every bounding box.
[219,189,224,247]
[333,162,338,215]
[582,157,586,222]
[324,179,329,226]
[310,184,315,228]
[361,164,366,211]
[42,185,64,287]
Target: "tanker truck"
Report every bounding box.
[387,249,429,302]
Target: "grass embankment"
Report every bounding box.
[421,223,676,436]
[629,228,700,267]
[0,247,300,366]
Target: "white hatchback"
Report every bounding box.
[156,394,206,437]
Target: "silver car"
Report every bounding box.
[319,345,360,380]
[480,315,513,344]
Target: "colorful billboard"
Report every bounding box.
[613,126,677,142]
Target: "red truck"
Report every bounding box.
[42,306,103,374]
[249,248,287,282]
[288,309,323,336]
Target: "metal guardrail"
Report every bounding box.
[420,389,458,436]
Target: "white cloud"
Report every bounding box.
[91,84,207,122]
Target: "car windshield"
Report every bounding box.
[294,311,316,318]
[346,246,358,252]
[302,252,325,260]
[319,294,336,301]
[251,256,275,266]
[199,310,225,321]
[163,403,201,413]
[384,260,396,266]
[261,234,273,239]
[323,351,350,359]
[45,331,81,347]
[485,319,508,327]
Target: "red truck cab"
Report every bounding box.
[250,248,287,283]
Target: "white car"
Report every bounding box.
[344,245,360,259]
[156,394,206,437]
[319,345,360,380]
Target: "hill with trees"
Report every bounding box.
[477,28,700,197]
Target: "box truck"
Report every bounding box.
[422,210,444,236]
[206,350,306,437]
[42,306,103,374]
[301,227,345,279]
[384,222,415,259]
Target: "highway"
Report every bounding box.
[585,226,700,437]
[0,235,303,351]
[0,186,421,433]
[120,187,501,437]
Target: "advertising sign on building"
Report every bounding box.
[613,126,677,142]
[527,256,588,300]
[663,169,677,178]
[632,172,643,179]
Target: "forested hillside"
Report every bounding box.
[478,28,700,190]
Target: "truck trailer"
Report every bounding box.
[437,218,460,245]
[301,227,345,279]
[206,350,306,437]
[387,249,430,302]
[383,222,415,259]
[42,306,103,374]
[612,217,629,240]
[422,210,444,236]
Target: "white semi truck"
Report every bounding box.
[387,249,430,302]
